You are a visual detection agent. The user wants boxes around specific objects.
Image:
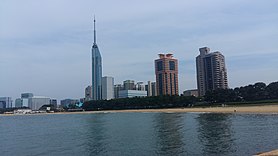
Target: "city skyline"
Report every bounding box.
[1,0,278,102]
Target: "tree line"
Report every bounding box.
[83,95,198,111]
[204,81,278,104]
[82,81,278,111]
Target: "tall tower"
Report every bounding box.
[155,53,179,96]
[196,47,228,96]
[92,17,102,100]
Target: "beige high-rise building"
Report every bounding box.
[146,81,157,96]
[102,76,114,100]
[155,53,179,96]
[196,47,228,96]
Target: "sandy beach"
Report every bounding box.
[51,104,278,114]
[95,104,278,114]
[1,104,278,116]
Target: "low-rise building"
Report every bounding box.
[119,90,147,98]
[14,109,32,114]
[183,89,199,97]
[60,99,79,108]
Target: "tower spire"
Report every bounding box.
[93,15,96,45]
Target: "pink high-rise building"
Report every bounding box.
[155,54,179,96]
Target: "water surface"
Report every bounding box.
[1,112,278,156]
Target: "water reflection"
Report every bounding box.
[196,113,235,156]
[83,114,108,155]
[154,113,185,155]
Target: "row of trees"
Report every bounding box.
[83,95,199,111]
[83,81,278,111]
[204,81,278,103]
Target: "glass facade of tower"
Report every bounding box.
[92,44,102,100]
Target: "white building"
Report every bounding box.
[102,76,114,100]
[119,90,147,98]
[14,109,32,114]
[28,96,50,110]
[0,97,12,108]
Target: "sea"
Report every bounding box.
[1,112,278,156]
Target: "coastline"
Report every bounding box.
[92,104,278,114]
[2,104,278,116]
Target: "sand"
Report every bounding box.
[56,104,278,114]
[96,104,278,114]
[1,104,278,116]
[255,149,278,156]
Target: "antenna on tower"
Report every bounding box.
[93,15,96,45]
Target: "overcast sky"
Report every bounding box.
[1,0,278,102]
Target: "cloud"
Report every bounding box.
[1,0,278,101]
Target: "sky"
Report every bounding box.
[1,0,278,103]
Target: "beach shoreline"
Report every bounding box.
[90,104,278,114]
[1,104,278,116]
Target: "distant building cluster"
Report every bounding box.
[0,93,57,110]
[88,18,227,100]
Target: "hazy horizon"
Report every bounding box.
[1,0,278,102]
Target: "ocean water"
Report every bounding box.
[1,112,278,156]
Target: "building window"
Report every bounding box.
[165,73,168,94]
[158,74,163,95]
[169,61,175,70]
[157,61,163,71]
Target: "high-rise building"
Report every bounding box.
[85,85,92,101]
[91,17,102,100]
[0,97,12,108]
[114,84,123,99]
[102,76,114,100]
[196,47,228,96]
[21,93,34,99]
[123,80,135,90]
[21,93,33,107]
[145,81,157,96]
[135,82,145,91]
[155,54,179,96]
[151,82,157,96]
